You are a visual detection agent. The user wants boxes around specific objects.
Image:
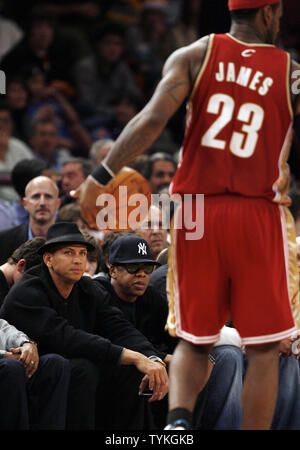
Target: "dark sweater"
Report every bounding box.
[0,264,159,366]
[94,274,175,359]
[0,270,9,307]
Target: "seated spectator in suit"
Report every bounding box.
[0,236,45,306]
[0,316,70,429]
[0,175,60,264]
[0,158,53,231]
[0,103,33,202]
[0,222,168,430]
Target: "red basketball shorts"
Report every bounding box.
[166,195,298,345]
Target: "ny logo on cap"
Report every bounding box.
[138,242,147,255]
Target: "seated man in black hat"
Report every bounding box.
[0,222,168,430]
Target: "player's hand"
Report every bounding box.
[70,175,105,230]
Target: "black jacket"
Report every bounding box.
[94,274,175,358]
[0,223,28,265]
[0,264,159,366]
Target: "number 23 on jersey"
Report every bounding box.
[201,93,264,158]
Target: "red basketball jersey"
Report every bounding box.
[170,34,294,205]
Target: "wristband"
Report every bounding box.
[92,162,115,186]
[148,355,166,367]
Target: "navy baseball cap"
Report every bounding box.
[108,235,160,265]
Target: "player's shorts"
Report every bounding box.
[166,194,299,345]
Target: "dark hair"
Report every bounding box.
[8,237,45,268]
[81,231,103,265]
[0,101,12,116]
[56,203,84,224]
[26,5,56,30]
[62,158,93,178]
[90,21,125,44]
[142,152,177,180]
[230,3,279,22]
[11,159,49,198]
[28,118,57,136]
[100,230,136,273]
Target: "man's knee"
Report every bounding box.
[0,359,26,384]
[69,358,100,389]
[39,353,70,374]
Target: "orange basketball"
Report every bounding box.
[85,167,152,232]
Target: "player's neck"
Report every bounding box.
[229,22,266,44]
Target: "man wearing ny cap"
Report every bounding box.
[94,234,176,428]
[95,235,175,365]
[73,0,300,430]
[0,222,168,430]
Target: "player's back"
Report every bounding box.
[171,33,293,205]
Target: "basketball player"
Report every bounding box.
[73,0,300,430]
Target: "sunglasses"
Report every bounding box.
[117,263,156,274]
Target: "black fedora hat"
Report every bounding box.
[38,222,95,254]
[108,235,160,265]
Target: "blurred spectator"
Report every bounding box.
[142,152,177,194]
[1,5,87,86]
[5,76,29,141]
[0,175,61,265]
[23,65,91,155]
[0,0,24,62]
[105,0,143,26]
[28,118,71,171]
[81,230,103,278]
[125,0,178,96]
[0,103,33,202]
[0,158,53,231]
[89,90,144,142]
[56,203,88,232]
[60,157,93,206]
[135,205,168,261]
[0,237,45,306]
[89,138,114,168]
[280,0,300,61]
[172,0,202,48]
[72,21,142,116]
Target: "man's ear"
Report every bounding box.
[109,265,117,279]
[262,4,274,26]
[43,253,52,268]
[16,259,26,274]
[21,197,28,210]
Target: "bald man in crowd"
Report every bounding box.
[0,176,61,264]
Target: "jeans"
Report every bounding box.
[0,353,70,429]
[194,345,300,430]
[194,345,244,430]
